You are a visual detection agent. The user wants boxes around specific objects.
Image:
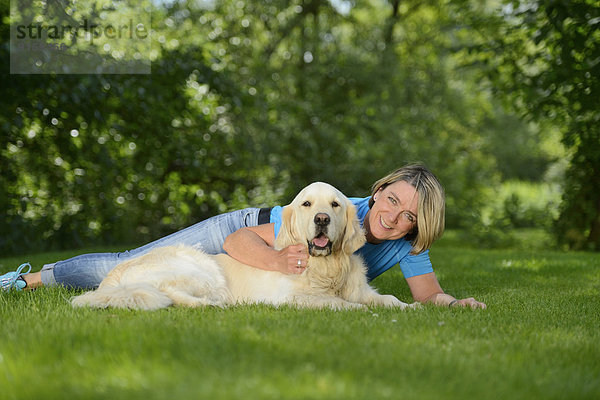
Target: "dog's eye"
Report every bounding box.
[331,201,340,208]
[302,201,311,207]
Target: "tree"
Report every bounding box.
[463,0,600,250]
[1,0,551,254]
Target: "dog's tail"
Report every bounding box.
[71,284,172,310]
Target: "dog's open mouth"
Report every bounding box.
[312,233,330,249]
[308,233,332,256]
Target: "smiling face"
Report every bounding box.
[365,180,418,243]
[276,182,366,257]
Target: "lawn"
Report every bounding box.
[1,231,599,400]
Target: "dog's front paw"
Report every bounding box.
[333,301,367,311]
[391,299,422,310]
[405,302,422,310]
[377,294,412,309]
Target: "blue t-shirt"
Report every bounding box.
[269,197,433,280]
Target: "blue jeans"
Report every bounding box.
[40,208,262,289]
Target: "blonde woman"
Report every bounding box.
[226,163,486,309]
[1,164,486,309]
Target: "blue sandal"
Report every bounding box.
[0,263,32,291]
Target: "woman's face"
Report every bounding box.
[365,180,418,243]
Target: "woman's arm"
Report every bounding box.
[222,224,309,274]
[406,272,487,309]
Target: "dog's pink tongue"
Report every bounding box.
[312,236,329,247]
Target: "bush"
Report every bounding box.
[465,180,561,248]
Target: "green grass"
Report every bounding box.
[1,233,599,400]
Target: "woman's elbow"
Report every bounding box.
[223,229,240,254]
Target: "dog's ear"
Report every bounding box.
[342,202,366,254]
[274,205,300,249]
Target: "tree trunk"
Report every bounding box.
[587,197,600,251]
[384,0,401,45]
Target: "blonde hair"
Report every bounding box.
[369,163,445,254]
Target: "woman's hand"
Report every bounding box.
[276,244,309,274]
[452,297,487,309]
[223,225,310,275]
[406,273,487,309]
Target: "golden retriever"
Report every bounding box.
[71,182,418,311]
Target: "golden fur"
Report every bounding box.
[71,182,418,311]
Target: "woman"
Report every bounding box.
[1,163,485,309]
[225,164,485,309]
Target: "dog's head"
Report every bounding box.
[275,182,365,257]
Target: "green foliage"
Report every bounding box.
[461,0,600,250]
[459,180,562,248]
[480,114,559,182]
[1,240,599,399]
[0,0,570,253]
[493,181,561,228]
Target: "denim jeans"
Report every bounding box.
[41,208,262,289]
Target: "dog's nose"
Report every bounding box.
[314,213,330,226]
